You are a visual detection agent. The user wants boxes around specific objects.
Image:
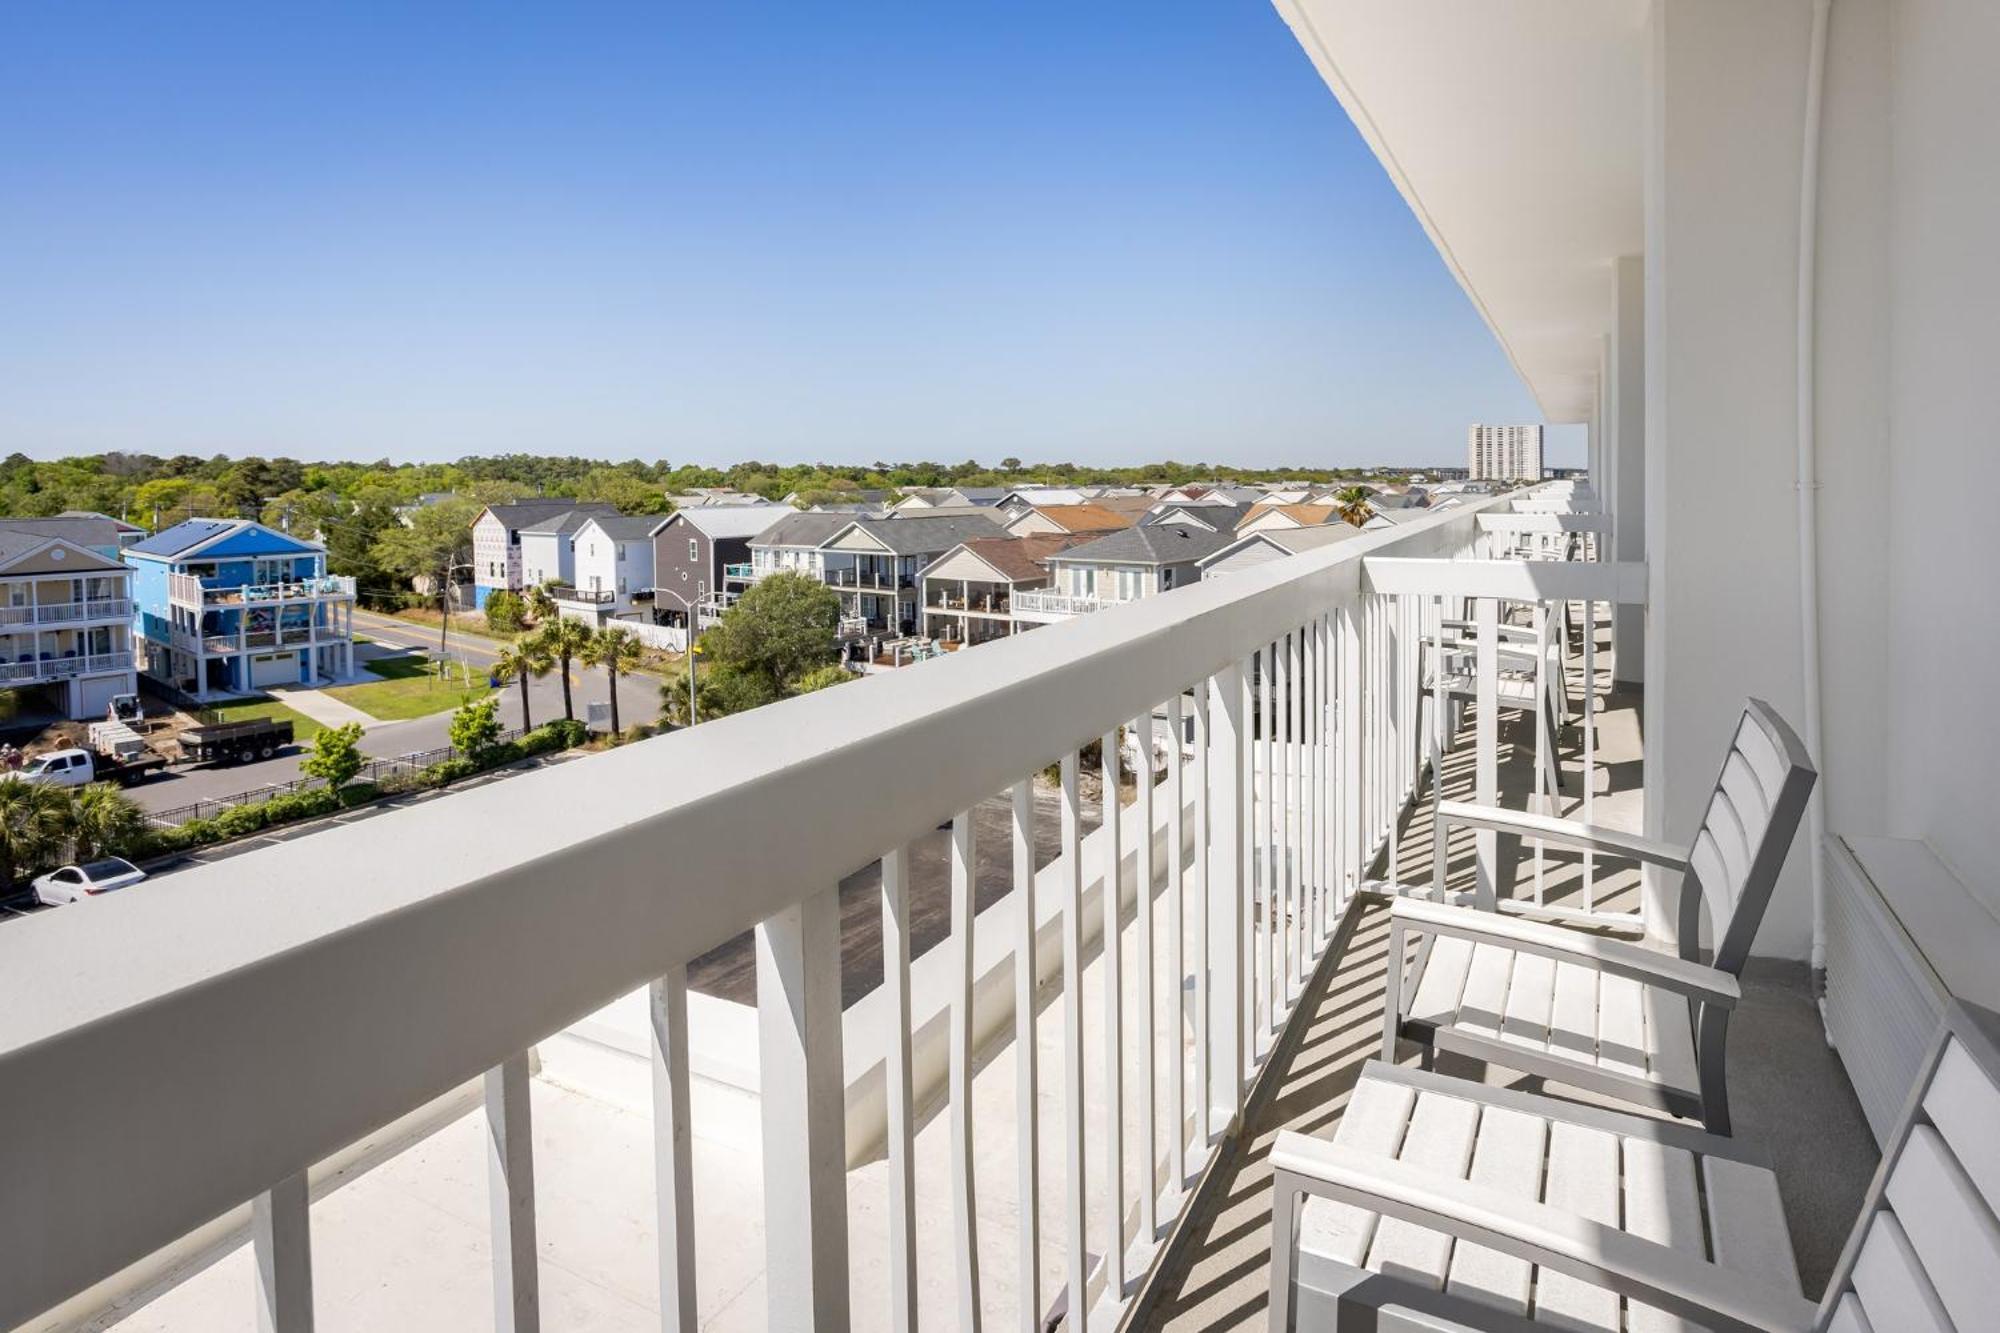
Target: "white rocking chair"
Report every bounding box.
[1270,999,2000,1332]
[1381,699,1816,1135]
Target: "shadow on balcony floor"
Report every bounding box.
[1135,685,1879,1332]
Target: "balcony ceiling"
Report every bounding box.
[1274,0,1646,422]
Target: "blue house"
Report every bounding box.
[124,519,357,698]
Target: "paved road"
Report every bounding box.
[126,610,663,812]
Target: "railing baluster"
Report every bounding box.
[1131,711,1158,1247]
[486,1051,539,1333]
[949,811,983,1331]
[1191,679,1212,1152]
[879,849,919,1333]
[1098,729,1125,1303]
[1303,622,1318,965]
[650,967,699,1333]
[253,1171,313,1333]
[1473,596,1500,910]
[1210,658,1248,1119]
[1258,643,1275,1048]
[1058,751,1089,1333]
[756,885,850,1332]
[1338,604,1363,904]
[1582,595,1599,913]
[1164,691,1188,1195]
[1286,627,1302,1003]
[1010,783,1041,1333]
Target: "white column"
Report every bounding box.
[755,887,850,1331]
[1610,253,1646,685]
[1644,0,1817,956]
[485,1053,539,1333]
[253,1172,313,1333]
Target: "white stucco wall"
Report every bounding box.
[1881,0,2000,894]
[1645,0,1815,957]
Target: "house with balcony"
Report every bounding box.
[548,514,657,627]
[515,509,599,592]
[0,523,137,719]
[815,512,1008,639]
[918,532,1093,649]
[124,519,355,697]
[470,500,616,609]
[12,5,2000,1333]
[648,504,784,630]
[1015,521,1235,623]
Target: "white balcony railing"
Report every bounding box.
[0,489,1610,1332]
[0,650,133,684]
[1012,588,1107,617]
[0,598,132,627]
[170,573,356,607]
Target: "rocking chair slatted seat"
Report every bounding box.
[1269,1000,2000,1332]
[1380,699,1816,1135]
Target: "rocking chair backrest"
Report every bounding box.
[1674,698,1816,975]
[1816,1001,2000,1332]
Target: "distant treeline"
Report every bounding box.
[0,450,1421,532]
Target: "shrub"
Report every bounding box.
[420,757,479,788]
[483,590,527,633]
[450,695,502,760]
[301,721,365,791]
[213,802,272,838]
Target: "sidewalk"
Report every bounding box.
[267,684,376,730]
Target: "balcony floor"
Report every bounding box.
[1134,677,1880,1330]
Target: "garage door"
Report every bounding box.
[250,652,299,688]
[76,674,127,719]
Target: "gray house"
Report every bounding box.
[649,505,785,630]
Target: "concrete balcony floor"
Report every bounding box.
[1134,670,1881,1329]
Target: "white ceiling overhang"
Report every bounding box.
[1273,0,1647,422]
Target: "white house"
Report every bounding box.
[515,509,601,592]
[552,514,659,625]
[470,501,615,609]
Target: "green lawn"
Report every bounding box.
[201,695,325,743]
[324,654,497,722]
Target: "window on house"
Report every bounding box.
[689,539,699,561]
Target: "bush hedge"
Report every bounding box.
[143,722,588,858]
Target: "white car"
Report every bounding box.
[33,857,146,906]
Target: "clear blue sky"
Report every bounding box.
[0,2,1577,469]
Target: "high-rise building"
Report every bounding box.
[1466,423,1544,480]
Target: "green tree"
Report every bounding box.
[790,663,853,695]
[69,783,147,862]
[301,721,365,793]
[371,497,482,647]
[493,636,552,732]
[484,589,526,633]
[1331,486,1375,528]
[524,583,557,625]
[581,624,646,734]
[0,777,72,887]
[701,572,841,693]
[450,695,502,760]
[531,618,595,721]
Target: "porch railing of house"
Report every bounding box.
[722,562,756,581]
[550,585,616,605]
[0,650,133,684]
[0,486,1624,1333]
[0,597,131,626]
[1012,588,1106,617]
[169,574,356,607]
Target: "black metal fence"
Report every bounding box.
[145,726,528,828]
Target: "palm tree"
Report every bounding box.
[534,618,595,722]
[524,583,557,626]
[0,777,72,889]
[493,636,553,733]
[70,783,146,862]
[1331,486,1375,528]
[582,625,647,735]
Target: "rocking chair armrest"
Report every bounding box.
[1389,897,1740,1007]
[1433,800,1689,872]
[1269,1134,1817,1333]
